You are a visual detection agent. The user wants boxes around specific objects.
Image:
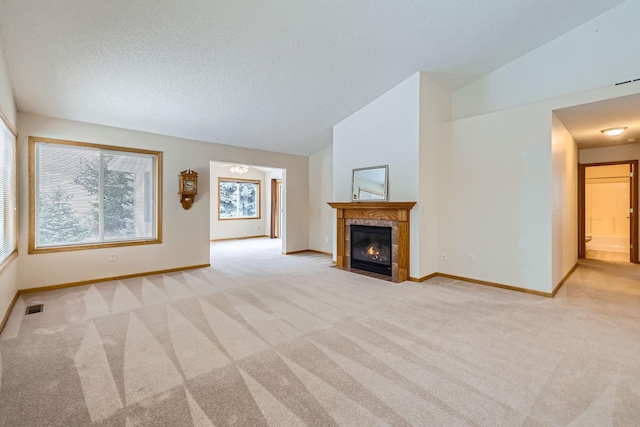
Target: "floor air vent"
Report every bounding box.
[25,304,44,315]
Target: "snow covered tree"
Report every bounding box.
[219,181,238,217]
[219,180,258,218]
[37,187,91,245]
[74,156,136,238]
[238,182,256,216]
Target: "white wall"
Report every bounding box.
[0,38,18,321]
[441,75,640,293]
[418,73,451,277]
[580,143,640,164]
[0,42,15,126]
[445,6,640,291]
[309,145,333,253]
[17,113,309,289]
[210,163,266,240]
[453,0,640,120]
[551,113,578,287]
[333,73,421,277]
[437,104,553,292]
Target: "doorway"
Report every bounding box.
[578,160,639,263]
[209,161,285,254]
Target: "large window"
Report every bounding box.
[218,178,260,219]
[0,110,17,272]
[29,137,162,253]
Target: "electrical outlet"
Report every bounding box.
[468,254,474,263]
[109,253,117,262]
[324,236,329,243]
[441,252,447,260]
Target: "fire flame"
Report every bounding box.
[364,243,386,261]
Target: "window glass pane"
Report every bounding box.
[143,171,151,222]
[103,153,154,241]
[239,183,256,217]
[0,120,16,263]
[34,140,158,249]
[219,180,259,219]
[219,181,239,218]
[36,144,100,246]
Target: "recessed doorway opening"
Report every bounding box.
[209,161,285,255]
[578,161,638,263]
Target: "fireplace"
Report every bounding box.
[327,202,416,282]
[350,225,392,276]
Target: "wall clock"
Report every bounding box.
[178,169,198,210]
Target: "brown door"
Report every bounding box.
[630,162,637,262]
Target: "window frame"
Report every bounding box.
[28,136,163,254]
[0,106,18,276]
[218,177,261,220]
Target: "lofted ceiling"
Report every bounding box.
[0,0,628,156]
[555,91,640,150]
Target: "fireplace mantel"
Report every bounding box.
[327,201,416,282]
[327,202,417,210]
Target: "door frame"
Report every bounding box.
[578,160,639,263]
[270,179,282,238]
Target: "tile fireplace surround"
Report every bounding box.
[327,202,416,282]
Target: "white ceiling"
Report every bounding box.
[554,92,640,150]
[0,0,627,156]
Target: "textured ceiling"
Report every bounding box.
[0,0,627,156]
[555,92,640,150]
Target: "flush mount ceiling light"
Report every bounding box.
[601,127,627,136]
[229,164,249,174]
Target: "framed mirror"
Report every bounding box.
[352,165,388,201]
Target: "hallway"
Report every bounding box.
[560,258,640,312]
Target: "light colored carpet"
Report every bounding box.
[0,238,639,426]
[586,249,630,263]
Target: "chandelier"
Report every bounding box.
[229,164,249,174]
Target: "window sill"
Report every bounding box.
[28,238,161,255]
[0,250,18,277]
[218,216,262,221]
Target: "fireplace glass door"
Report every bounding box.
[350,225,392,276]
